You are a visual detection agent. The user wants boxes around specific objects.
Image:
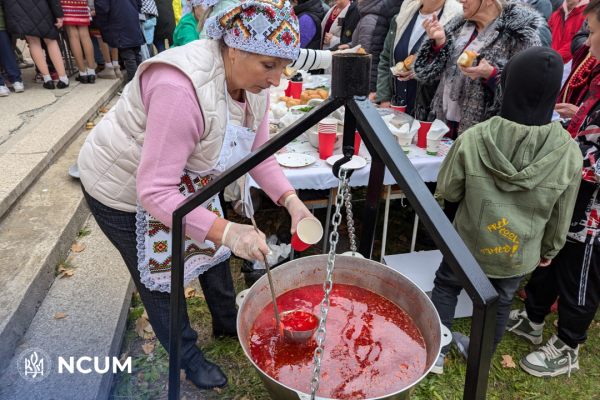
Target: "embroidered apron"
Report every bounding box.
[136,83,258,292]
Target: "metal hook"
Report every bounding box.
[332,145,355,180]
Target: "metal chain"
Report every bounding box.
[343,179,357,254]
[309,168,349,400]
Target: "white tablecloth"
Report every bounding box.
[245,133,451,200]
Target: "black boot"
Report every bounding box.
[185,360,228,390]
[43,80,55,89]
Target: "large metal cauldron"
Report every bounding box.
[237,254,451,400]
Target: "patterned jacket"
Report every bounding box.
[413,3,543,135]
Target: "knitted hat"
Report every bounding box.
[205,0,300,60]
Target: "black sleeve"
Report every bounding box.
[47,0,64,19]
[571,19,589,56]
[370,0,402,93]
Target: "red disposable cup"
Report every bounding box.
[354,131,361,155]
[284,84,292,98]
[391,105,407,113]
[417,121,432,149]
[291,218,324,251]
[289,81,303,100]
[319,132,336,159]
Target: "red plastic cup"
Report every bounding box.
[354,131,361,155]
[284,83,292,98]
[289,81,303,100]
[291,218,324,251]
[391,105,407,113]
[319,132,336,159]
[417,121,432,149]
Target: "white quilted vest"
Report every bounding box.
[78,40,268,212]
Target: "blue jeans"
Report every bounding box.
[432,258,525,354]
[153,38,166,53]
[90,35,105,64]
[0,31,22,85]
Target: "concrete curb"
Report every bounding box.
[0,78,122,218]
[0,130,92,378]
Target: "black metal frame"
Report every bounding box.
[57,30,78,77]
[167,54,499,400]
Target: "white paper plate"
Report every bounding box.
[326,155,367,170]
[277,153,316,168]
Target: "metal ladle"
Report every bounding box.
[244,203,318,342]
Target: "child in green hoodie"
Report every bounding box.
[431,47,583,374]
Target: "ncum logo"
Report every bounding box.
[58,357,132,374]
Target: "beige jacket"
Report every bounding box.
[78,39,268,212]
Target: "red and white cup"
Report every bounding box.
[391,105,407,113]
[291,218,324,251]
[318,118,338,159]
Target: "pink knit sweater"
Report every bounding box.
[137,63,293,243]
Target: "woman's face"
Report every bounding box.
[459,0,485,19]
[334,0,349,8]
[587,13,600,61]
[228,48,290,94]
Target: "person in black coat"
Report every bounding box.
[95,0,145,83]
[572,18,589,55]
[328,0,359,51]
[367,0,403,100]
[293,0,329,49]
[3,0,70,89]
[154,0,176,52]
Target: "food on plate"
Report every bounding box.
[283,66,297,77]
[297,106,314,112]
[357,47,367,54]
[315,88,329,99]
[278,96,290,103]
[299,89,329,105]
[457,50,477,67]
[286,98,301,108]
[404,54,415,70]
[393,61,407,74]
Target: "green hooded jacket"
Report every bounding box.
[172,0,239,47]
[438,117,583,278]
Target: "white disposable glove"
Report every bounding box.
[284,194,314,235]
[338,45,363,54]
[222,222,271,261]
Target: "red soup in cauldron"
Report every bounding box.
[249,284,427,399]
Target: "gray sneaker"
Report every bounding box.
[452,332,469,359]
[520,334,579,378]
[431,352,445,374]
[506,306,544,345]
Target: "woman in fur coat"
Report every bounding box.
[413,0,543,137]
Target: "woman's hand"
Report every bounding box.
[380,100,391,108]
[555,103,580,119]
[337,44,350,51]
[283,194,314,235]
[369,92,377,104]
[423,13,445,47]
[460,58,494,80]
[90,8,96,17]
[538,257,552,267]
[55,18,64,29]
[396,70,416,81]
[222,222,271,261]
[324,33,334,45]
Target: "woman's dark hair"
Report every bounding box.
[584,0,600,20]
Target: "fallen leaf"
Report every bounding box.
[185,288,195,298]
[54,313,68,319]
[141,309,149,320]
[60,270,74,278]
[186,380,198,390]
[443,357,453,367]
[86,122,95,130]
[213,387,223,394]
[180,369,186,381]
[579,344,584,349]
[71,242,86,252]
[27,114,34,117]
[137,370,145,386]
[501,355,516,369]
[8,375,14,382]
[19,345,29,348]
[135,317,154,338]
[57,265,66,272]
[119,352,129,364]
[100,109,109,113]
[142,341,155,355]
[240,397,249,400]
[553,320,558,327]
[8,229,11,233]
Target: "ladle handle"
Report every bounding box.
[246,205,281,329]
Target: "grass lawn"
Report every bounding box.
[109,190,600,400]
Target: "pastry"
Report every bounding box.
[283,66,297,77]
[316,89,329,99]
[393,62,407,74]
[357,48,367,54]
[286,99,301,108]
[404,55,415,70]
[279,96,290,103]
[457,50,477,67]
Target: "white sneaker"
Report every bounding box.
[431,352,445,374]
[0,85,9,97]
[13,82,24,93]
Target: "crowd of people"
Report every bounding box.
[2,0,600,391]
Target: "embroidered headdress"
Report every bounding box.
[182,0,220,17]
[205,0,300,60]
